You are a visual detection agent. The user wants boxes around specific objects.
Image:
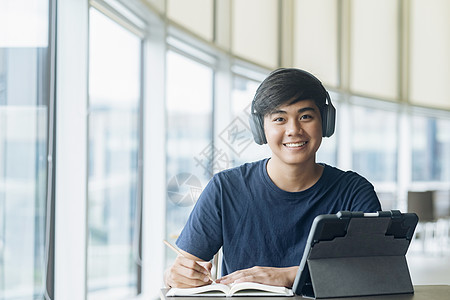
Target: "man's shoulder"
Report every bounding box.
[322,164,371,184]
[321,164,380,211]
[216,159,267,179]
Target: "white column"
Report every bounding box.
[54,0,88,299]
[141,12,167,298]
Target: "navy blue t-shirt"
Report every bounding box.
[176,159,381,276]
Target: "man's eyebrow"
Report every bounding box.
[269,109,287,115]
[269,106,317,115]
[297,107,317,113]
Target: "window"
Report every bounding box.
[0,0,51,299]
[230,75,270,166]
[87,8,142,299]
[412,115,450,182]
[316,91,338,166]
[351,101,397,183]
[165,49,213,267]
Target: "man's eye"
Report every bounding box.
[274,117,285,122]
[300,115,312,120]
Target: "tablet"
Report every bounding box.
[292,210,418,298]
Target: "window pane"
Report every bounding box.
[436,119,450,181]
[229,75,270,166]
[0,0,49,47]
[0,2,50,299]
[87,8,141,299]
[412,115,450,182]
[165,50,213,267]
[351,103,397,182]
[316,92,338,166]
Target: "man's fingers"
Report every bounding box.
[167,256,212,288]
[197,261,213,273]
[217,267,268,285]
[177,256,211,276]
[168,271,211,288]
[197,261,214,281]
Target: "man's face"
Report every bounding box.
[263,99,323,167]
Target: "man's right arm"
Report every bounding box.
[164,249,213,288]
[166,176,223,288]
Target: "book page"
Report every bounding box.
[230,282,293,296]
[166,283,230,296]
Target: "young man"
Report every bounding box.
[164,68,381,288]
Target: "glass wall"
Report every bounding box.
[0,0,50,299]
[165,49,213,267]
[412,114,450,182]
[87,8,142,299]
[348,99,399,210]
[229,75,270,166]
[351,101,398,183]
[316,92,338,166]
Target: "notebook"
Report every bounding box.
[166,282,293,297]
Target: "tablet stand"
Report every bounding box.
[299,211,417,298]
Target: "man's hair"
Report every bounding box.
[253,68,328,117]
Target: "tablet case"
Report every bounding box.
[292,210,418,299]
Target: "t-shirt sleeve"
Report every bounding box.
[348,174,382,212]
[176,175,223,261]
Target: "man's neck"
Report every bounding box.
[266,158,324,192]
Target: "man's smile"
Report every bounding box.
[284,141,308,148]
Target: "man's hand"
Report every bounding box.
[164,253,213,288]
[215,266,298,288]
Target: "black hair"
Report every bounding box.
[253,68,328,117]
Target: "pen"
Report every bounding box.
[163,240,214,282]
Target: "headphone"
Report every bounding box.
[249,69,336,145]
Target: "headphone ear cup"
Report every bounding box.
[322,103,336,137]
[249,113,267,145]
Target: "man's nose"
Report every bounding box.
[286,120,302,135]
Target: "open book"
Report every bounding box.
[166,282,294,297]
